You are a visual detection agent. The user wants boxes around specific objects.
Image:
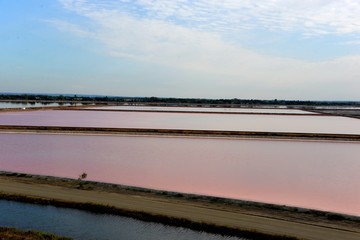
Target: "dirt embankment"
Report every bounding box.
[1,173,360,240]
[1,125,360,141]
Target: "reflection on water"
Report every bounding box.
[0,110,359,134]
[0,200,241,240]
[1,133,359,216]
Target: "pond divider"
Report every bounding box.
[0,125,360,141]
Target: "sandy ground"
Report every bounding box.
[1,177,359,240]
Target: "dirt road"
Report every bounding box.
[1,178,359,240]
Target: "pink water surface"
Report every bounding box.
[1,133,359,216]
[1,110,360,134]
[89,106,317,114]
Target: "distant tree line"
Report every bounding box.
[0,93,359,107]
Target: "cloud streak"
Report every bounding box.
[58,0,360,36]
[51,0,360,100]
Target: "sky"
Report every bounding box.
[1,0,360,100]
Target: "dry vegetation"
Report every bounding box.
[0,227,71,240]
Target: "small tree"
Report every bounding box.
[77,172,87,189]
[78,172,87,181]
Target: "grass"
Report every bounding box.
[0,227,71,240]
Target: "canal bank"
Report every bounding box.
[0,173,359,240]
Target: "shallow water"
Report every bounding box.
[89,106,316,114]
[0,102,75,108]
[0,200,241,240]
[0,110,359,134]
[1,133,359,216]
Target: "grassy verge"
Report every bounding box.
[0,227,71,240]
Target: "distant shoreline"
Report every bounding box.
[1,172,359,240]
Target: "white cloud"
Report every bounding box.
[52,0,360,100]
[45,19,92,37]
[58,0,360,36]
[343,40,360,45]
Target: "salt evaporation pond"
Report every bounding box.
[0,110,360,134]
[0,102,76,109]
[0,200,241,240]
[1,133,359,216]
[89,105,316,114]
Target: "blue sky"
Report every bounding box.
[1,0,360,100]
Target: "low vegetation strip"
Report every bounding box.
[0,125,360,141]
[0,227,71,240]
